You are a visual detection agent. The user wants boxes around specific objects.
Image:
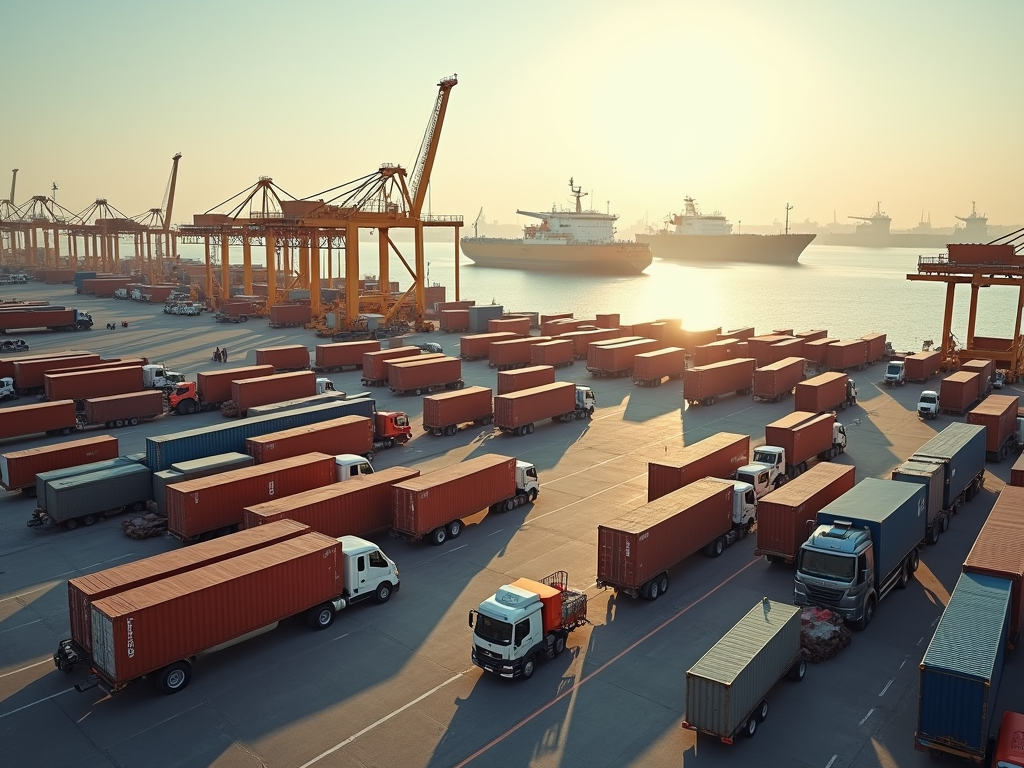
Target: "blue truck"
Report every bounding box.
[910,422,986,514]
[793,478,926,630]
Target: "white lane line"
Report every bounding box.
[438,544,468,557]
[0,619,42,634]
[899,655,908,670]
[879,678,895,697]
[0,658,52,678]
[859,708,875,726]
[0,688,73,720]
[298,669,468,767]
[83,552,136,569]
[0,583,65,603]
[328,633,350,644]
[825,755,838,768]
[930,615,940,628]
[917,636,925,646]
[486,528,505,537]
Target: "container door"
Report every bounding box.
[91,607,116,679]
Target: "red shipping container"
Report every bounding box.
[540,312,574,324]
[0,434,119,491]
[196,365,275,404]
[497,365,556,395]
[755,463,856,563]
[362,346,422,382]
[939,371,981,415]
[585,336,644,369]
[541,318,581,336]
[694,338,740,366]
[683,358,756,405]
[560,328,620,358]
[83,390,164,425]
[861,333,887,363]
[0,350,90,380]
[904,350,941,382]
[1013,453,1024,487]
[436,300,475,313]
[633,347,686,386]
[488,316,531,335]
[773,328,794,336]
[45,358,149,378]
[826,339,869,371]
[746,335,797,366]
[803,337,840,365]
[89,533,342,690]
[0,309,79,332]
[764,411,836,467]
[588,338,661,375]
[245,415,374,463]
[269,304,312,327]
[947,243,1016,265]
[962,485,1024,644]
[796,330,828,342]
[494,382,576,431]
[13,354,100,389]
[422,386,493,432]
[667,327,722,351]
[440,309,470,332]
[44,366,143,401]
[967,394,1021,459]
[67,519,309,656]
[81,277,133,296]
[960,359,996,394]
[769,337,805,362]
[718,327,755,341]
[597,478,733,593]
[489,336,553,369]
[595,313,620,328]
[530,340,574,368]
[166,452,337,540]
[389,357,462,394]
[255,345,310,372]
[385,353,445,380]
[231,371,316,414]
[753,357,805,402]
[0,400,77,441]
[647,432,749,502]
[459,332,520,360]
[794,372,850,413]
[314,340,381,370]
[392,454,517,538]
[244,466,421,536]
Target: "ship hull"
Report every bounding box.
[460,238,652,275]
[636,232,815,264]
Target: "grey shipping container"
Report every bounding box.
[890,459,946,544]
[245,392,352,418]
[683,600,804,743]
[35,455,145,499]
[911,423,987,510]
[152,452,256,515]
[468,304,504,332]
[145,400,376,471]
[39,463,152,525]
[152,470,184,516]
[915,572,1010,761]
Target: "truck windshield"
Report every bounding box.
[798,549,856,581]
[173,386,189,397]
[752,450,776,464]
[474,614,512,646]
[920,393,937,404]
[393,414,408,427]
[886,365,901,375]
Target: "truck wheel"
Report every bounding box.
[526,423,534,434]
[178,400,197,415]
[554,634,566,657]
[657,573,669,595]
[757,699,769,723]
[447,520,463,539]
[788,658,807,681]
[645,579,660,601]
[705,537,725,557]
[896,561,909,589]
[927,525,940,545]
[158,661,192,694]
[306,604,335,630]
[939,515,949,533]
[504,498,517,512]
[129,417,139,426]
[908,548,920,572]
[430,527,447,546]
[855,597,876,631]
[744,716,758,738]
[445,425,457,436]
[521,654,537,680]
[83,515,96,526]
[64,519,78,530]
[528,489,538,502]
[374,582,393,604]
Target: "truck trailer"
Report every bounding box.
[967,394,1023,461]
[28,462,153,530]
[422,386,493,436]
[0,434,119,493]
[683,358,756,407]
[794,372,857,413]
[647,432,750,502]
[493,382,596,436]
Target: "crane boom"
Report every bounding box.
[9,169,17,203]
[409,75,458,217]
[163,153,182,231]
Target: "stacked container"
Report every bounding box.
[245,415,374,463]
[694,338,741,366]
[230,371,316,416]
[44,366,143,401]
[313,340,380,372]
[361,346,422,384]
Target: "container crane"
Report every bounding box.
[473,207,483,237]
[133,153,183,283]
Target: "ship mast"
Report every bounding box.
[568,177,587,213]
[785,203,792,235]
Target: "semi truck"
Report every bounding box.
[141,363,185,392]
[493,382,596,436]
[27,462,153,530]
[0,434,119,493]
[647,432,750,502]
[470,570,588,680]
[882,360,905,387]
[0,376,17,401]
[75,532,400,695]
[586,338,661,377]
[683,358,756,407]
[734,411,847,497]
[77,390,165,429]
[422,386,493,436]
[917,390,939,420]
[392,453,539,545]
[167,364,275,414]
[910,422,987,516]
[387,356,464,395]
[682,600,805,743]
[752,357,805,402]
[0,307,94,332]
[226,371,322,417]
[596,477,756,600]
[793,478,927,630]
[1,400,78,441]
[967,394,1023,461]
[794,372,857,413]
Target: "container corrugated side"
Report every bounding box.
[13,353,100,388]
[82,390,164,424]
[912,423,986,508]
[36,456,143,499]
[388,357,462,392]
[694,338,741,366]
[891,459,944,528]
[314,340,380,368]
[43,464,153,523]
[530,340,573,367]
[764,411,834,466]
[647,433,750,502]
[196,365,275,404]
[753,356,805,400]
[0,350,90,380]
[802,338,840,365]
[585,336,643,368]
[967,394,1020,454]
[904,351,941,381]
[560,328,620,357]
[1011,453,1024,487]
[939,371,981,413]
[488,337,552,368]
[1,434,119,491]
[361,346,421,380]
[794,372,847,413]
[90,533,341,688]
[44,366,143,401]
[826,339,868,370]
[861,333,887,361]
[231,371,317,414]
[68,519,309,653]
[245,415,373,463]
[458,332,519,360]
[683,359,756,401]
[254,345,310,371]
[633,347,686,381]
[493,382,576,429]
[497,366,556,395]
[422,387,492,428]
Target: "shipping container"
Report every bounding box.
[245,415,373,463]
[647,433,750,502]
[36,463,152,527]
[671,328,722,351]
[269,304,311,328]
[0,435,119,492]
[719,327,755,341]
[0,349,91,380]
[752,357,805,402]
[597,478,733,595]
[459,331,520,360]
[388,356,463,395]
[244,466,420,537]
[468,304,504,332]
[152,453,256,515]
[166,452,336,541]
[939,371,982,415]
[255,345,310,372]
[44,366,143,401]
[361,346,422,383]
[756,462,855,563]
[422,386,493,435]
[497,365,556,395]
[146,400,376,471]
[769,338,804,363]
[960,358,996,396]
[489,336,553,370]
[230,371,316,416]
[904,350,941,382]
[89,533,343,691]
[439,309,470,332]
[1012,452,1024,487]
[861,333,887,363]
[44,357,149,378]
[493,381,578,433]
[35,455,144,500]
[912,423,987,511]
[967,394,1020,460]
[244,391,355,418]
[826,339,869,371]
[891,459,947,544]
[0,308,81,331]
[764,411,837,467]
[915,572,1010,761]
[595,313,620,329]
[195,365,275,405]
[81,390,164,426]
[683,358,756,406]
[683,600,803,743]
[488,316,531,336]
[962,485,1024,646]
[558,328,620,358]
[947,243,1016,265]
[746,335,797,366]
[694,338,741,366]
[794,372,852,413]
[12,353,100,389]
[530,340,574,368]
[385,353,445,379]
[541,317,580,335]
[802,337,840,366]
[0,400,77,441]
[796,330,828,342]
[632,347,686,386]
[585,336,644,369]
[313,340,380,372]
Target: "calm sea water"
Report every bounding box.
[179,241,1018,352]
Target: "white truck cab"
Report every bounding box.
[576,386,596,416]
[883,361,905,387]
[0,376,17,401]
[316,378,337,394]
[308,535,401,629]
[142,364,186,391]
[335,454,374,482]
[516,460,541,499]
[706,477,757,529]
[917,390,939,420]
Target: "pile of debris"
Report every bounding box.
[800,607,851,663]
[122,513,167,540]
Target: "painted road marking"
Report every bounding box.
[859,708,875,726]
[0,619,42,634]
[0,688,73,720]
[0,658,51,679]
[879,678,894,697]
[825,755,838,768]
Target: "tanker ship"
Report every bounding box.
[459,180,652,275]
[637,198,815,264]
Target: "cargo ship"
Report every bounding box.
[459,180,652,275]
[637,198,815,264]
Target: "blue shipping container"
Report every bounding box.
[815,478,926,582]
[74,271,97,291]
[912,423,986,510]
[916,572,1010,761]
[145,399,376,471]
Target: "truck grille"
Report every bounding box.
[475,645,501,661]
[805,584,844,606]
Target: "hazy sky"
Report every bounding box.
[2,0,1022,231]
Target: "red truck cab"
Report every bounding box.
[375,411,411,447]
[994,711,1024,768]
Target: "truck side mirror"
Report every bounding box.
[861,569,870,584]
[467,611,473,628]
